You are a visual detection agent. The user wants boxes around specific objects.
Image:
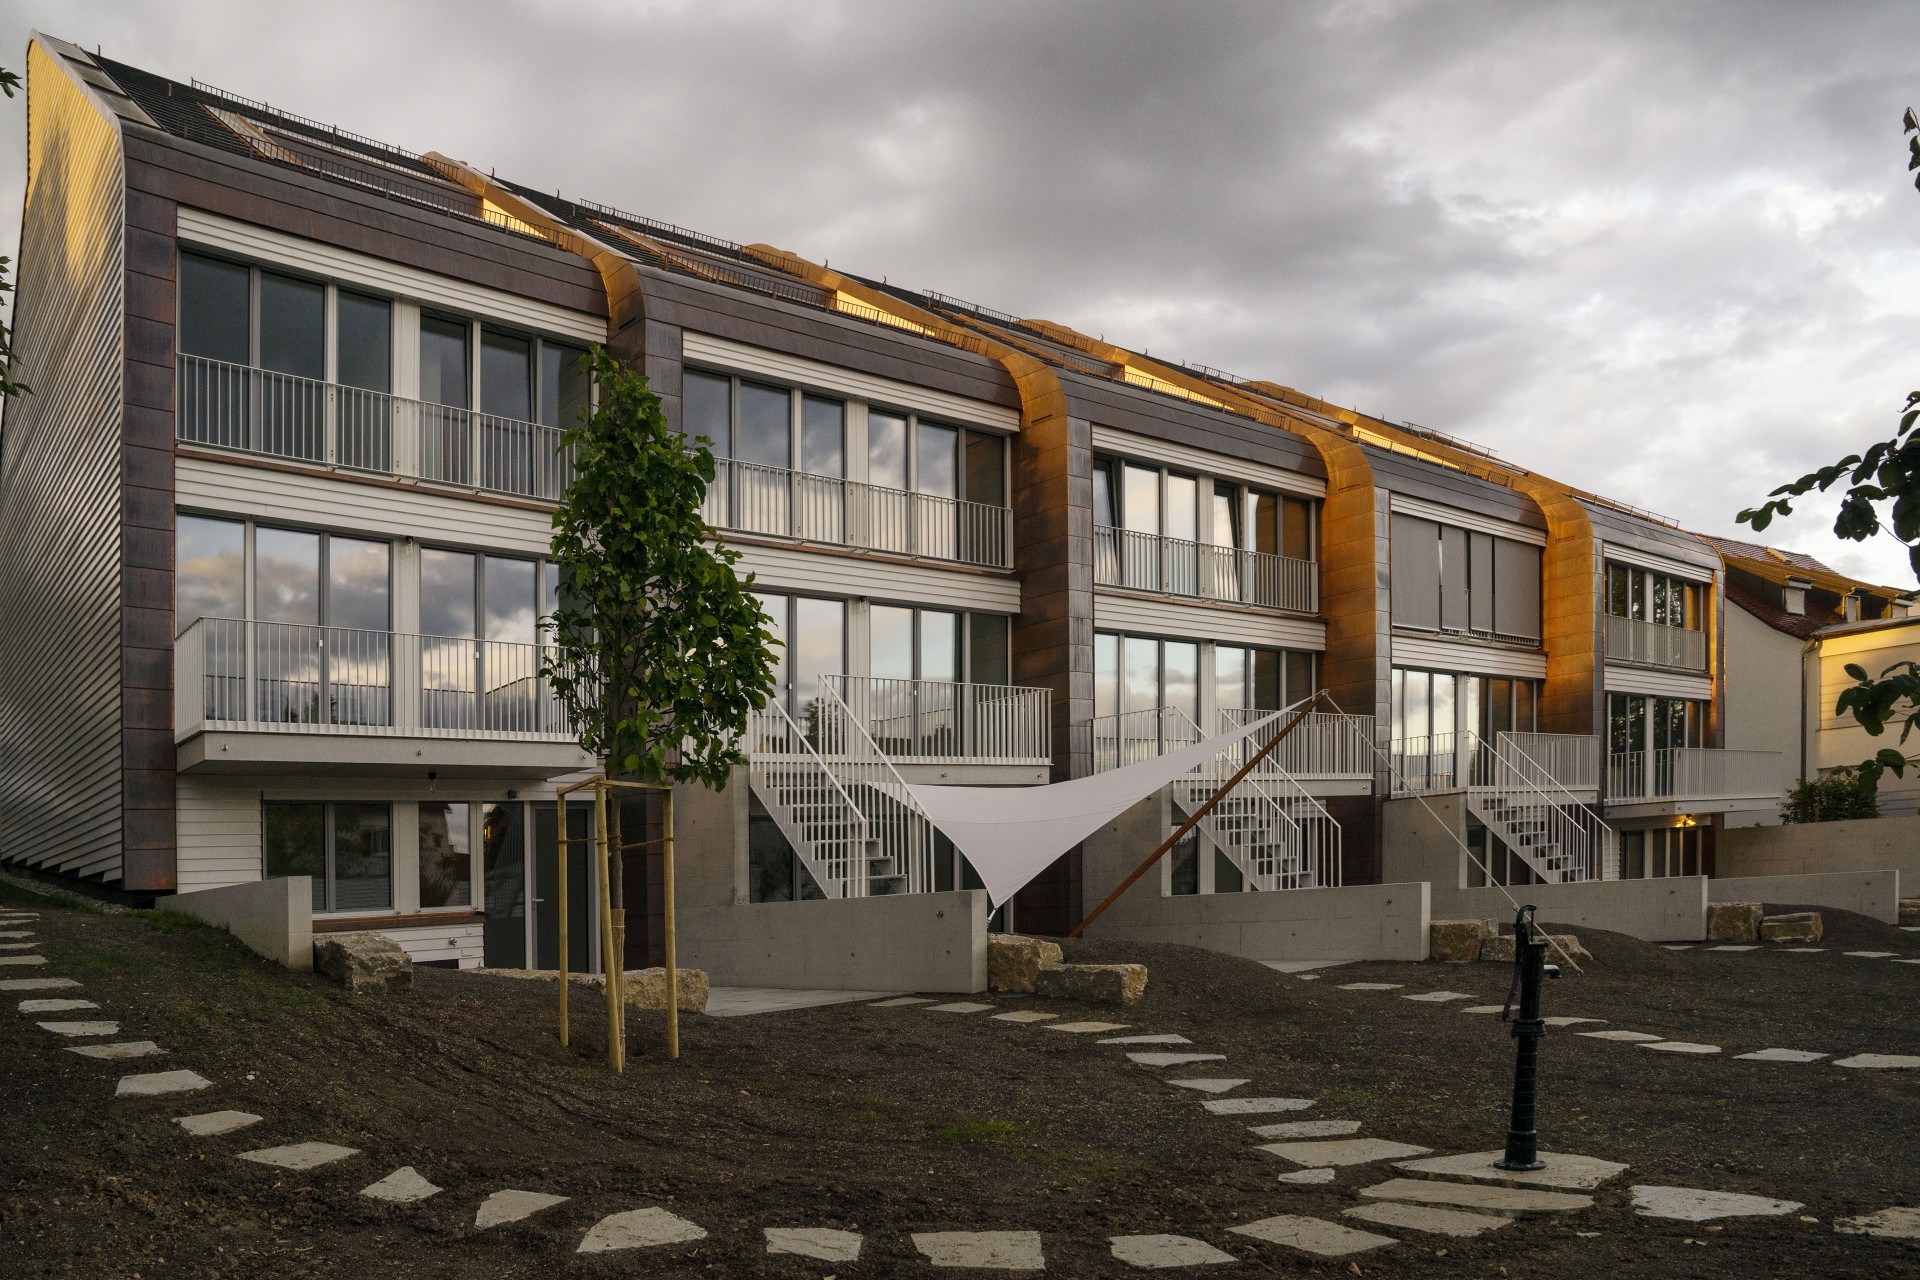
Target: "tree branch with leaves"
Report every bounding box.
[1,64,29,401]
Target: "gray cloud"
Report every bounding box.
[3,0,1917,581]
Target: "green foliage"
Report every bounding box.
[1,65,27,401]
[545,348,778,788]
[1781,767,1881,824]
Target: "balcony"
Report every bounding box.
[1605,748,1784,817]
[1090,705,1375,795]
[176,353,573,502]
[174,618,592,778]
[1605,615,1707,672]
[826,675,1050,767]
[1390,731,1599,798]
[1094,525,1317,613]
[701,458,1012,570]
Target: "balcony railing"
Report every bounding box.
[176,353,575,503]
[1607,748,1784,804]
[1500,732,1601,792]
[824,675,1050,765]
[1605,615,1707,671]
[175,617,575,741]
[1089,705,1375,780]
[1392,731,1599,796]
[1094,525,1317,613]
[699,457,1013,569]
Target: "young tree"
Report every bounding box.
[1,65,29,401]
[545,348,778,786]
[1737,108,1920,785]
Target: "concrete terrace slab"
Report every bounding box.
[578,1207,708,1253]
[913,1230,1045,1270]
[361,1167,442,1203]
[0,978,78,991]
[926,1002,994,1013]
[68,1041,162,1060]
[707,988,896,1016]
[1204,1097,1314,1115]
[1129,1052,1226,1068]
[1579,1030,1664,1043]
[1110,1233,1236,1268]
[475,1189,569,1229]
[1250,1119,1362,1139]
[867,997,936,1008]
[1359,1178,1593,1215]
[992,1011,1059,1023]
[1638,1041,1721,1055]
[1735,1048,1829,1063]
[1278,1167,1336,1184]
[1395,1150,1628,1190]
[1263,960,1349,974]
[175,1111,262,1137]
[115,1070,210,1097]
[1337,983,1403,991]
[1629,1185,1803,1221]
[37,1021,117,1036]
[18,998,95,1012]
[1100,1033,1192,1045]
[1168,1078,1249,1093]
[1345,1202,1512,1237]
[1230,1214,1395,1258]
[1047,1021,1130,1034]
[766,1227,864,1263]
[1402,991,1473,1003]
[1834,1054,1920,1069]
[1260,1138,1431,1167]
[1836,1207,1920,1239]
[236,1142,359,1170]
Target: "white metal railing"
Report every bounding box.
[174,617,575,741]
[177,353,575,502]
[1468,734,1616,883]
[1094,525,1317,613]
[825,675,1049,765]
[1502,732,1600,792]
[1217,706,1375,780]
[1607,748,1784,804]
[1605,615,1707,671]
[746,701,876,898]
[1089,707,1203,774]
[1390,732,1467,795]
[814,683,940,894]
[1165,707,1342,891]
[701,457,1012,569]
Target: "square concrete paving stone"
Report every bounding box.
[1845,951,1898,958]
[1836,1207,1920,1239]
[1637,1041,1721,1055]
[174,1111,262,1137]
[992,1011,1058,1023]
[1100,1033,1192,1045]
[1542,1017,1605,1027]
[68,1041,163,1060]
[1278,1168,1336,1185]
[927,1002,995,1013]
[766,1227,864,1263]
[913,1230,1045,1270]
[475,1189,569,1229]
[115,1070,211,1098]
[1734,1048,1829,1063]
[237,1142,360,1171]
[1229,1215,1395,1258]
[1260,1138,1431,1167]
[1662,945,1694,950]
[22,998,97,1013]
[1706,945,1760,952]
[1168,1078,1249,1094]
[1629,1185,1803,1221]
[1394,1151,1629,1190]
[1785,947,1828,953]
[1345,1202,1513,1237]
[37,1021,117,1036]
[1579,1030,1664,1043]
[1834,1053,1920,1069]
[1337,982,1403,991]
[0,977,78,991]
[869,997,936,1007]
[361,1167,443,1203]
[1358,1178,1594,1215]
[0,955,48,966]
[1047,1021,1130,1034]
[1204,1097,1314,1115]
[1129,1052,1227,1068]
[1402,991,1473,1002]
[0,942,40,950]
[1461,1005,1504,1014]
[1109,1233,1236,1268]
[0,931,34,938]
[578,1207,709,1253]
[1251,1119,1362,1139]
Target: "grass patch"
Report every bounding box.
[930,1114,1021,1144]
[140,909,210,935]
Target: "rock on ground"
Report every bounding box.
[313,932,413,992]
[1706,901,1763,943]
[1760,912,1822,943]
[987,934,1064,993]
[1429,919,1489,962]
[621,967,709,1012]
[1480,933,1590,963]
[1899,898,1920,924]
[1035,962,1147,1006]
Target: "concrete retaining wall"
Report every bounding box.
[167,876,313,971]
[1708,870,1901,925]
[679,890,988,992]
[1433,876,1708,943]
[1719,816,1920,882]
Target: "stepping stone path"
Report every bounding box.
[0,941,40,950]
[1359,1178,1593,1215]
[1110,1233,1236,1268]
[578,1206,708,1253]
[116,1070,210,1097]
[1396,1150,1629,1190]
[1252,1119,1362,1139]
[1047,1021,1129,1034]
[0,977,79,990]
[1835,1054,1920,1069]
[1580,1030,1663,1043]
[0,931,34,938]
[1845,951,1897,958]
[1836,1207,1920,1239]
[1345,1201,1511,1237]
[361,1167,442,1203]
[1231,1214,1394,1258]
[766,1227,864,1262]
[869,997,934,1007]
[175,1111,262,1137]
[37,1021,117,1036]
[1543,1017,1604,1027]
[1461,1005,1504,1014]
[927,1002,994,1013]
[1338,982,1402,991]
[993,1011,1057,1023]
[1708,945,1759,952]
[1278,1168,1336,1184]
[1402,991,1473,1002]
[0,955,48,966]
[1167,1078,1248,1093]
[1260,1138,1431,1167]
[1638,1041,1721,1055]
[1203,1097,1314,1115]
[18,998,95,1012]
[914,1230,1045,1270]
[1101,1033,1190,1045]
[1786,947,1827,953]
[475,1189,569,1229]
[68,1041,162,1060]
[237,1142,359,1170]
[1629,1185,1803,1221]
[1735,1048,1828,1063]
[1129,1052,1226,1068]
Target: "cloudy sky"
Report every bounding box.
[4,1,1917,582]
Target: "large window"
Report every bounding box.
[418,549,555,732]
[1390,514,1542,642]
[418,802,473,910]
[1620,827,1702,879]
[1607,693,1705,757]
[751,592,846,725]
[264,801,392,914]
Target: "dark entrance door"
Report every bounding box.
[481,800,526,968]
[533,800,592,972]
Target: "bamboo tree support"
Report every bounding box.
[663,787,679,1060]
[607,792,626,1069]
[592,780,621,1072]
[558,820,570,1049]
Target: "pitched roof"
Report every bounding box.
[1723,576,1837,640]
[1697,533,1909,599]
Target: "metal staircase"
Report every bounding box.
[1465,734,1617,884]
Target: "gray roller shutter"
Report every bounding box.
[1390,515,1440,629]
[1469,532,1496,633]
[1494,539,1543,640]
[1440,524,1470,632]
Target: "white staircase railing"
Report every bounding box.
[746,702,880,898]
[1466,733,1617,883]
[813,683,938,895]
[1172,708,1344,891]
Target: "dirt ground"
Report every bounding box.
[4,880,1919,1279]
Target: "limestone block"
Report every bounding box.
[987,934,1063,993]
[1035,962,1147,1006]
[1482,933,1590,964]
[1899,898,1920,923]
[1706,901,1762,943]
[1430,919,1488,963]
[621,967,709,1013]
[313,932,413,992]
[1760,912,1822,944]
[1480,935,1514,964]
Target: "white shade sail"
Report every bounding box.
[904,702,1300,908]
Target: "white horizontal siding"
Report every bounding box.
[176,776,262,891]
[736,543,1021,613]
[1392,632,1548,680]
[1603,665,1714,700]
[178,209,605,344]
[683,331,1019,433]
[1094,591,1326,651]
[1387,493,1545,546]
[380,922,485,969]
[1092,426,1326,499]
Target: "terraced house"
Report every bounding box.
[0,34,1819,982]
